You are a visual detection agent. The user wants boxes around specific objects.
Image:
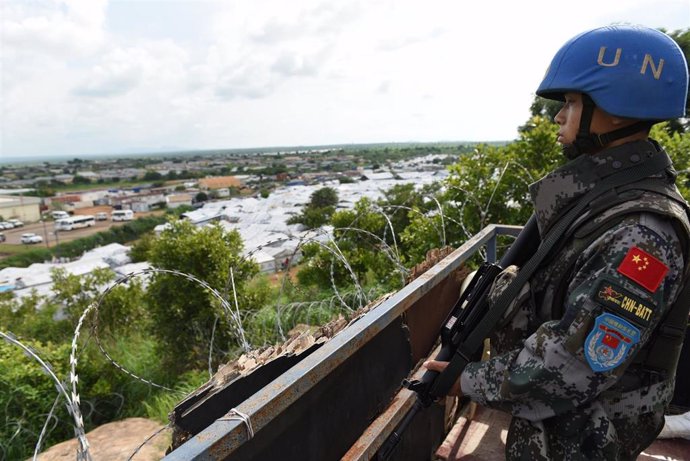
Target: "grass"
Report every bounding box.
[0,243,35,256]
[143,371,208,423]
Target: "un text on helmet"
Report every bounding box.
[597,47,665,80]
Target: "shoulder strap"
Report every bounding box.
[633,273,690,379]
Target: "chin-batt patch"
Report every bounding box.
[585,313,640,373]
[593,279,654,327]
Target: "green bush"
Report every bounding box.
[0,339,73,460]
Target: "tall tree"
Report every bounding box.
[146,220,259,373]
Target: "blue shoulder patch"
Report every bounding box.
[585,313,640,373]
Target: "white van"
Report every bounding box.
[51,211,70,220]
[111,210,134,221]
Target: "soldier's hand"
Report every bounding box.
[423,360,463,397]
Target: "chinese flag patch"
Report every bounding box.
[617,246,668,293]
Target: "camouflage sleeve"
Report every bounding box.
[460,213,685,422]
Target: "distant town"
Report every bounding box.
[0,143,472,229]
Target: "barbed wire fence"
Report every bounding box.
[1,163,529,459]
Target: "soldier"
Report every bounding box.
[425,25,690,460]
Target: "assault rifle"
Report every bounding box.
[376,152,673,459]
[378,216,539,460]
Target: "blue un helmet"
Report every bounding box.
[537,25,688,155]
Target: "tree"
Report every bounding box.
[401,116,562,264]
[144,171,163,181]
[297,194,420,293]
[651,122,690,199]
[378,182,438,249]
[146,221,259,372]
[665,28,690,133]
[528,96,562,122]
[287,187,339,229]
[50,267,118,325]
[195,191,209,203]
[310,187,338,208]
[72,175,91,185]
[129,233,155,262]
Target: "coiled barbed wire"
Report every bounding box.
[87,267,252,398]
[62,266,254,459]
[0,331,91,460]
[4,162,535,459]
[33,394,60,461]
[126,424,171,461]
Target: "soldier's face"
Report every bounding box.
[554,92,623,149]
[554,92,582,145]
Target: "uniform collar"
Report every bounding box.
[529,140,668,236]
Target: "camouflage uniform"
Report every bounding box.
[460,140,690,460]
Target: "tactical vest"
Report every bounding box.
[531,169,690,391]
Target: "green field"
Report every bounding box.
[0,243,33,257]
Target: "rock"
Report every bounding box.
[33,417,168,461]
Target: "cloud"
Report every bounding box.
[271,53,319,77]
[245,1,362,44]
[2,0,107,57]
[4,0,689,158]
[215,77,274,100]
[378,27,445,52]
[196,0,361,100]
[72,47,148,98]
[377,81,391,94]
[73,41,190,98]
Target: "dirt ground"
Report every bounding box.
[268,265,300,287]
[34,418,169,461]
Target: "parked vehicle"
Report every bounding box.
[0,222,14,229]
[21,233,43,244]
[111,210,134,221]
[8,219,24,227]
[55,215,96,231]
[95,212,108,221]
[51,211,70,220]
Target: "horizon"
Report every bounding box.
[0,139,509,166]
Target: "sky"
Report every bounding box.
[2,0,689,160]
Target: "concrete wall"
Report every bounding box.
[0,195,41,223]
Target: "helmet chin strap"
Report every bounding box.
[562,94,652,160]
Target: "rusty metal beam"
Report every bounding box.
[342,344,443,460]
[164,224,523,460]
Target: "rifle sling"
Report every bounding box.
[430,152,672,398]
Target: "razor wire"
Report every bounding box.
[87,266,251,397]
[3,159,536,458]
[126,424,172,461]
[33,394,61,461]
[0,331,92,461]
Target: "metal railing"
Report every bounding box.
[163,224,523,460]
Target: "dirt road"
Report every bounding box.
[0,209,163,248]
